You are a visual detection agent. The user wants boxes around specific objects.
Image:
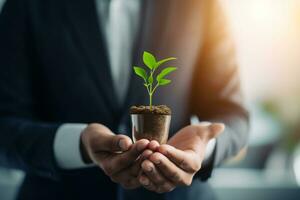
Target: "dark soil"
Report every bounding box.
[130,105,171,115]
[130,105,171,144]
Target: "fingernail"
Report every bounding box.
[153,158,160,164]
[119,139,128,150]
[145,165,152,172]
[140,177,149,186]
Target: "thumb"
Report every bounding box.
[86,124,132,152]
[209,123,225,138]
[100,133,133,152]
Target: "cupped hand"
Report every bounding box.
[139,123,225,193]
[81,123,151,189]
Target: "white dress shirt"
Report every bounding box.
[54,0,215,169]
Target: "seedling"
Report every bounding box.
[133,51,177,109]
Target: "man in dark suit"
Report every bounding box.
[0,0,249,199]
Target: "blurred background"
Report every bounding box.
[1,0,300,199]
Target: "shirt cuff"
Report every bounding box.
[190,116,216,164]
[54,123,94,169]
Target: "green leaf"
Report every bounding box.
[133,66,147,81]
[158,79,171,86]
[155,57,177,70]
[156,67,177,82]
[148,74,153,85]
[143,51,156,70]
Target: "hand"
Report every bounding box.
[81,123,150,189]
[139,123,225,193]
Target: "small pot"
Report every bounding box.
[131,114,171,144]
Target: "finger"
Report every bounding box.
[158,144,200,173]
[209,123,225,138]
[148,140,160,151]
[139,175,157,192]
[122,179,140,190]
[197,122,225,139]
[95,133,132,152]
[111,170,141,189]
[156,182,176,193]
[108,139,150,174]
[110,152,153,189]
[149,152,190,186]
[141,160,175,193]
[111,173,140,189]
[141,160,167,186]
[129,149,153,177]
[142,149,154,159]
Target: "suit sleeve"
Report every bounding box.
[191,0,249,181]
[0,0,62,179]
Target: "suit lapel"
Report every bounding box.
[64,0,118,113]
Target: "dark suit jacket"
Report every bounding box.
[0,0,249,199]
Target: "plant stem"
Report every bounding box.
[145,84,150,94]
[149,93,153,110]
[149,83,159,110]
[149,70,155,109]
[151,83,159,95]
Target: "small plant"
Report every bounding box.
[133,51,177,109]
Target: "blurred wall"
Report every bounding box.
[223,0,300,120]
